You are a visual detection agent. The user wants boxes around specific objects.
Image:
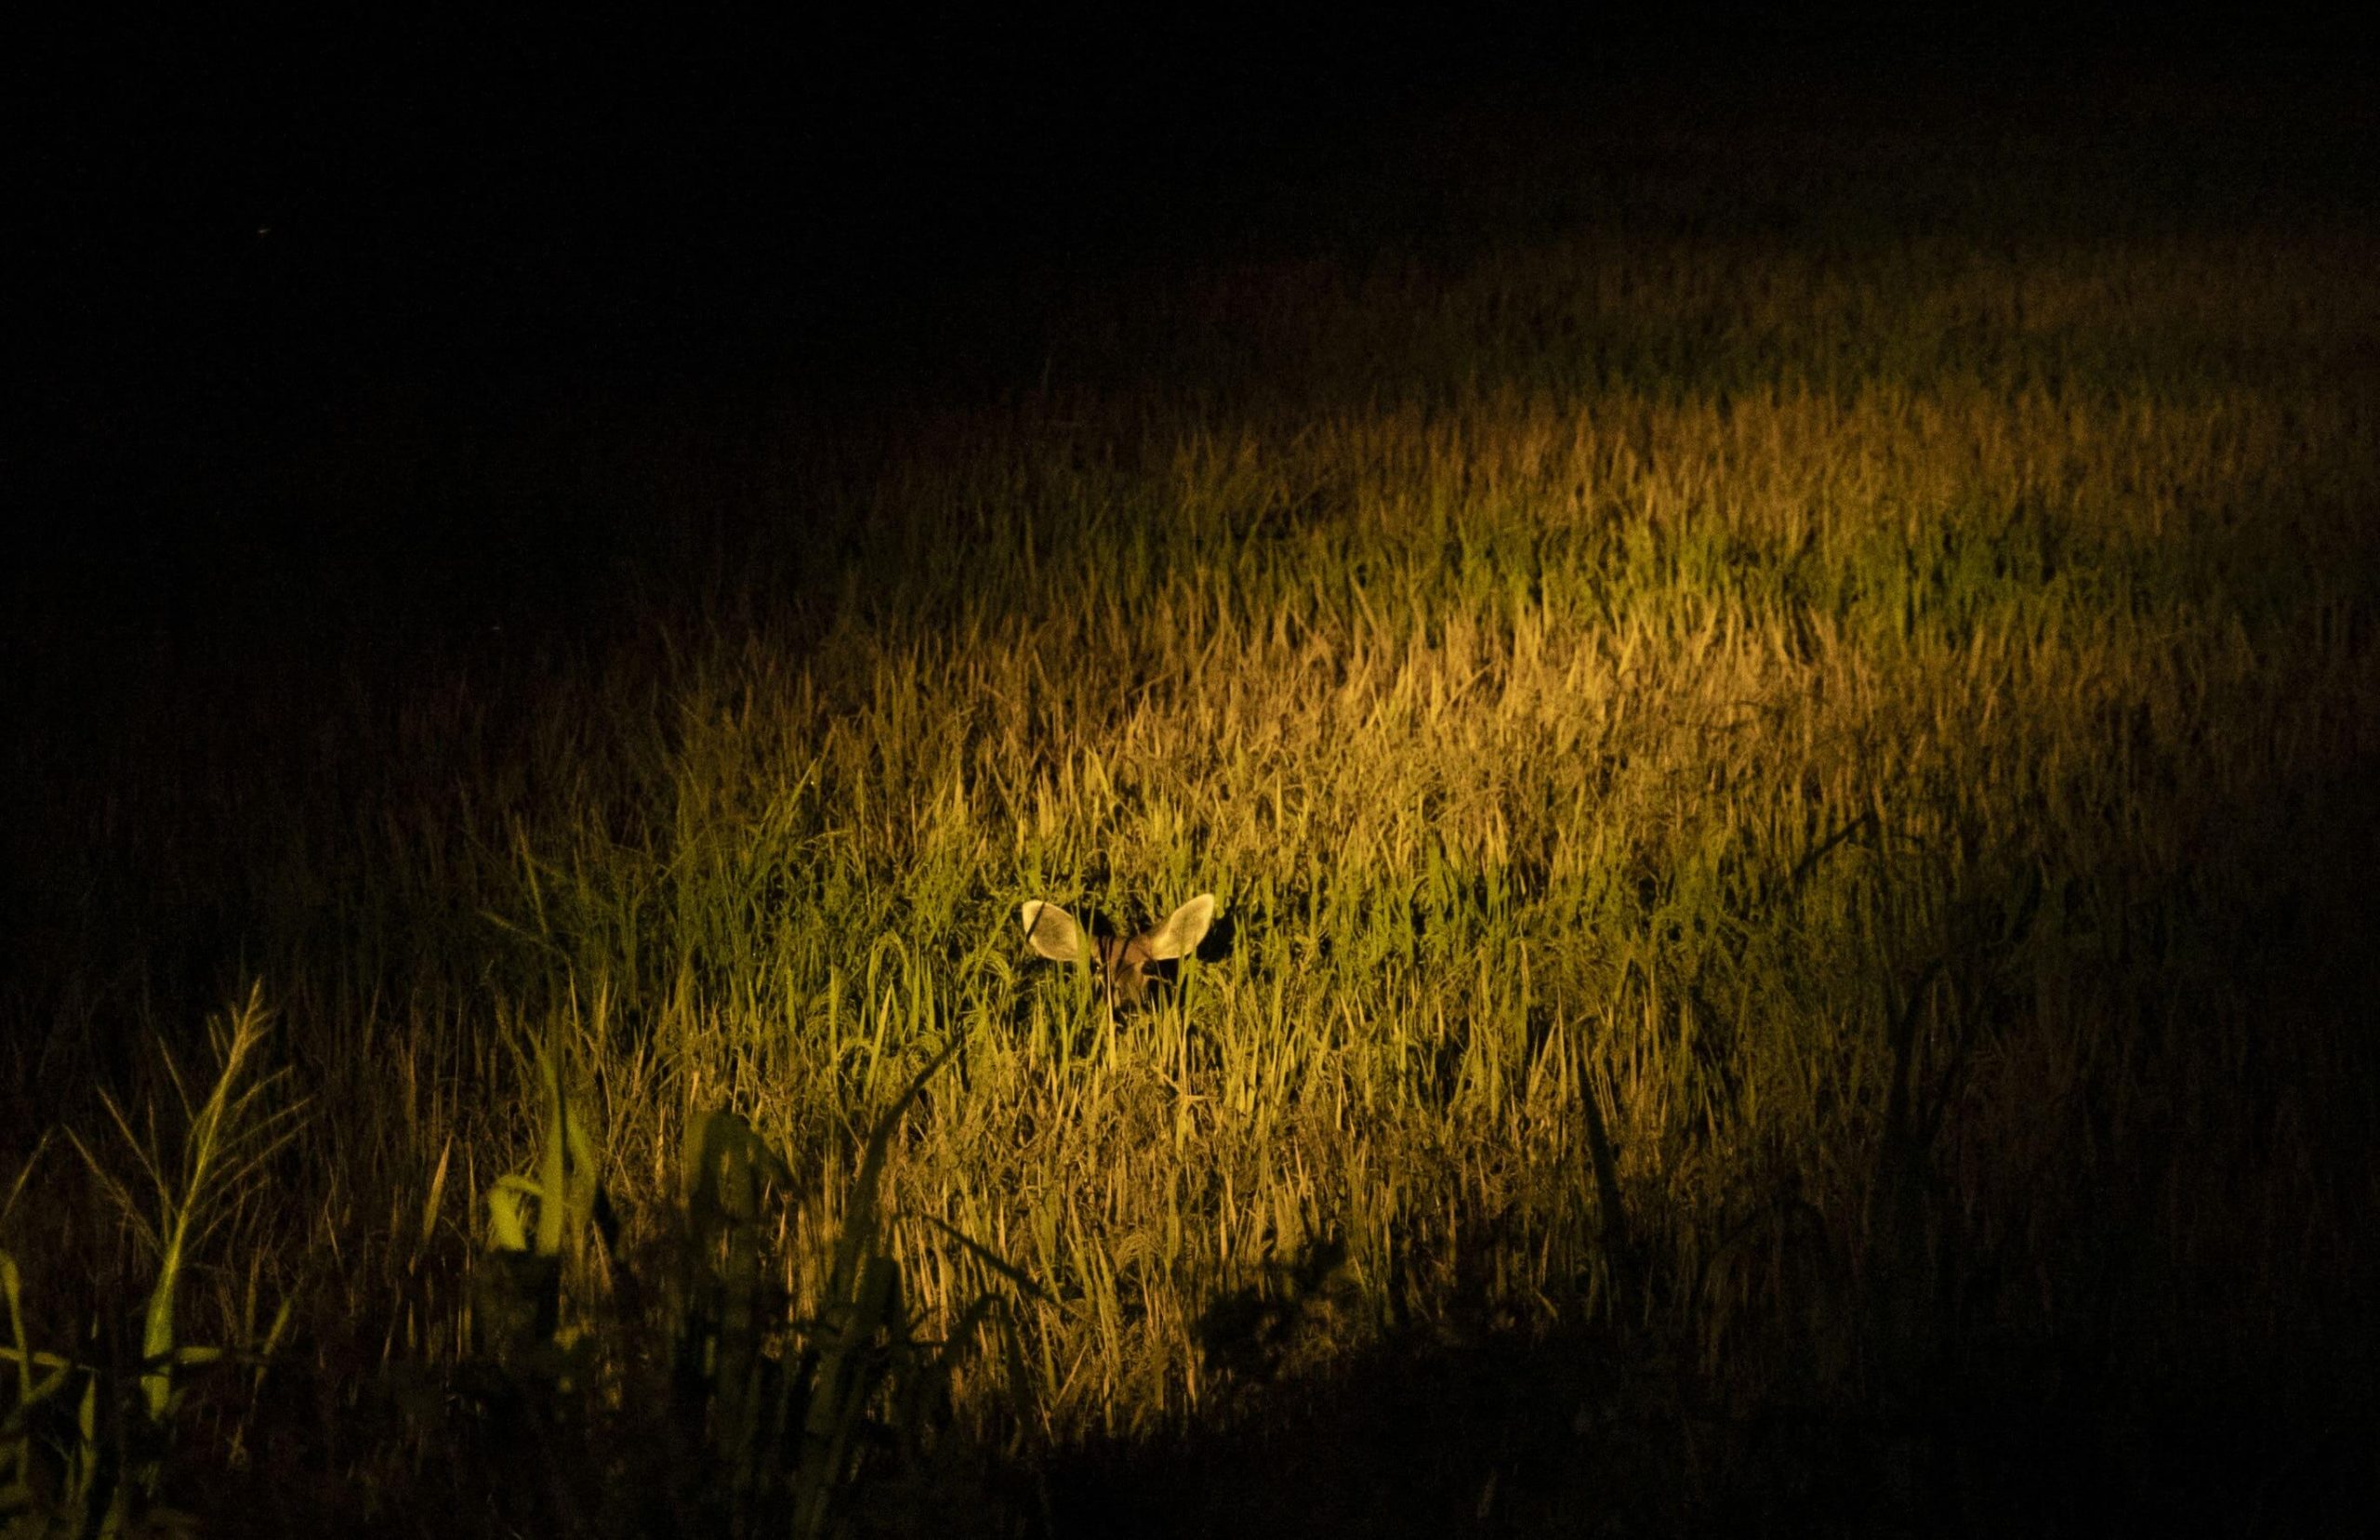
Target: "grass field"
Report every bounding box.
[6,56,2376,1535]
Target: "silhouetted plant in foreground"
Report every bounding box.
[4,987,301,1537]
[462,1033,1041,1538]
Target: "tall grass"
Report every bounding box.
[4,95,2375,1529]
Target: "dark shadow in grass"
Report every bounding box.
[1042,1304,2379,1539]
[1192,910,1236,969]
[1193,1231,1351,1392]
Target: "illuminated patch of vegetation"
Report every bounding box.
[5,87,2374,1534]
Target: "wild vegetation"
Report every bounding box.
[5,62,2375,1534]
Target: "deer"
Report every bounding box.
[1017,893,1216,1009]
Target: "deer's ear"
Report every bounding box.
[1143,893,1215,961]
[1021,900,1085,963]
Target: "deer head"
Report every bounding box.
[1018,893,1216,1008]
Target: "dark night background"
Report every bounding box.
[20,14,2364,639]
[19,19,1515,514]
[15,15,1503,663]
